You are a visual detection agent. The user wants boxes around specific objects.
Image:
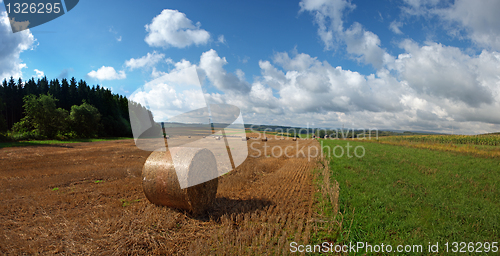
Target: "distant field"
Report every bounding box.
[318,139,500,253]
[0,137,133,148]
[376,135,500,158]
[380,134,500,146]
[244,129,314,139]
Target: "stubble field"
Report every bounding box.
[0,136,321,255]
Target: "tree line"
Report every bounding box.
[0,76,133,140]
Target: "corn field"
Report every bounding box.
[380,135,500,146]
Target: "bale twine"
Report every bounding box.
[142,148,218,215]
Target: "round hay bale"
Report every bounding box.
[142,148,218,215]
[262,137,268,141]
[292,138,297,141]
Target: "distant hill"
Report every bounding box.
[244,124,445,136]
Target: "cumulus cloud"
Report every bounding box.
[401,0,500,51]
[33,69,44,78]
[87,66,126,80]
[217,35,226,44]
[231,47,500,133]
[200,50,404,122]
[129,45,500,134]
[389,20,403,34]
[259,60,286,90]
[126,1,500,134]
[395,40,494,107]
[125,51,165,70]
[129,62,207,121]
[299,0,390,69]
[145,9,210,48]
[268,51,403,114]
[401,0,440,16]
[439,0,500,51]
[343,22,393,69]
[294,0,500,132]
[0,11,35,80]
[299,0,355,49]
[199,49,251,93]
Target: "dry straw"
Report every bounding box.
[142,148,218,215]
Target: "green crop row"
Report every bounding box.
[380,135,500,146]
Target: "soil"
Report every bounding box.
[0,136,320,255]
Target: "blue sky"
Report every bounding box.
[1,0,500,134]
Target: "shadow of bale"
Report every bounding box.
[189,197,273,221]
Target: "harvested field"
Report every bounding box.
[0,138,320,254]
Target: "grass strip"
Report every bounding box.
[320,139,499,253]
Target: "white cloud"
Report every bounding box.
[259,60,286,90]
[151,67,165,79]
[343,22,393,69]
[0,11,35,80]
[245,48,500,133]
[87,66,126,80]
[401,0,500,51]
[389,20,403,34]
[401,0,440,16]
[299,0,355,50]
[268,51,403,114]
[109,26,122,42]
[217,35,226,44]
[299,0,390,69]
[295,0,500,132]
[273,51,318,71]
[202,50,404,120]
[165,58,174,65]
[125,51,165,70]
[145,9,210,48]
[439,0,500,51]
[130,64,206,121]
[395,40,495,107]
[130,46,500,134]
[136,1,485,133]
[33,69,44,78]
[156,59,201,87]
[199,49,251,93]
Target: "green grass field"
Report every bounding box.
[319,139,500,253]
